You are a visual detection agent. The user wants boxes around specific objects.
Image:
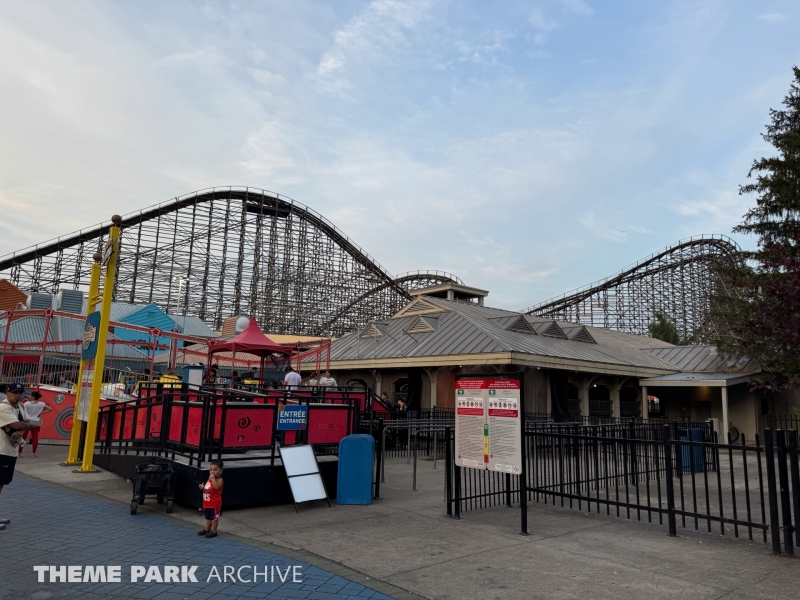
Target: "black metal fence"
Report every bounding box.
[445,423,800,556]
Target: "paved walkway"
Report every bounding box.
[0,475,400,600]
[5,446,800,599]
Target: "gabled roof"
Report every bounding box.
[404,316,437,335]
[0,280,26,311]
[561,325,596,344]
[168,314,217,338]
[531,321,568,339]
[323,296,684,375]
[360,322,387,339]
[489,315,537,335]
[392,296,449,318]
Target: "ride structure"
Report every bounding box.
[0,187,461,337]
[521,235,741,344]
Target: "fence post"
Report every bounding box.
[445,426,453,517]
[454,462,462,520]
[788,430,800,548]
[412,427,418,492]
[520,411,529,536]
[764,429,783,555]
[775,430,795,556]
[663,425,677,537]
[374,419,383,500]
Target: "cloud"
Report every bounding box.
[580,212,629,242]
[757,13,786,23]
[528,8,558,45]
[559,0,594,17]
[249,68,286,88]
[314,0,434,93]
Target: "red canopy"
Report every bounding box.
[207,317,292,358]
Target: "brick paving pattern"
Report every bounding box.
[0,476,395,600]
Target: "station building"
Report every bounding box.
[324,284,798,443]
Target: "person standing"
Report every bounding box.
[282,366,302,390]
[318,370,338,389]
[0,384,7,401]
[197,459,224,539]
[0,383,37,530]
[19,392,50,457]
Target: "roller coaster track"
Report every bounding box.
[522,235,741,343]
[0,187,460,337]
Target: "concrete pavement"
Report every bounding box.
[3,444,799,599]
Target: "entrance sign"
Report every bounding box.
[454,377,523,474]
[277,404,308,431]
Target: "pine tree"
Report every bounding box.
[713,67,800,390]
[648,312,682,345]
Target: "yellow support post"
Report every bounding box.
[65,255,102,465]
[79,216,122,472]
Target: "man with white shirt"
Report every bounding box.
[282,366,302,390]
[0,383,37,531]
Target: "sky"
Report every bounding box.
[0,0,798,310]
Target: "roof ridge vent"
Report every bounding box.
[360,323,385,339]
[506,315,536,335]
[404,315,436,334]
[569,326,596,344]
[534,321,568,339]
[393,296,448,318]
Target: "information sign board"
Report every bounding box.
[81,312,101,361]
[277,404,308,431]
[454,377,522,474]
[455,379,487,468]
[76,366,94,422]
[486,380,522,474]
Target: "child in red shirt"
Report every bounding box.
[198,459,223,538]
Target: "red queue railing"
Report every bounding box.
[96,383,365,468]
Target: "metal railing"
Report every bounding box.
[444,423,800,556]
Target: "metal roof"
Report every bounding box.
[325,296,684,373]
[643,346,758,373]
[168,314,218,338]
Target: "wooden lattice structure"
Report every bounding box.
[0,187,460,337]
[522,235,741,343]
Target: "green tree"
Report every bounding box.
[712,66,800,390]
[648,312,682,345]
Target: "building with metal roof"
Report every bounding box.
[318,284,797,443]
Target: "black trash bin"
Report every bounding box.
[131,458,176,515]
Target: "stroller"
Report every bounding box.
[130,457,176,515]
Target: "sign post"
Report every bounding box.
[77,215,122,472]
[65,257,102,465]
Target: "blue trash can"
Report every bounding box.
[337,434,375,505]
[679,427,705,474]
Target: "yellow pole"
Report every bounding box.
[65,256,102,465]
[79,216,122,472]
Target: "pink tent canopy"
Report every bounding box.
[207,317,292,358]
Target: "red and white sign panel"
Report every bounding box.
[455,378,522,474]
